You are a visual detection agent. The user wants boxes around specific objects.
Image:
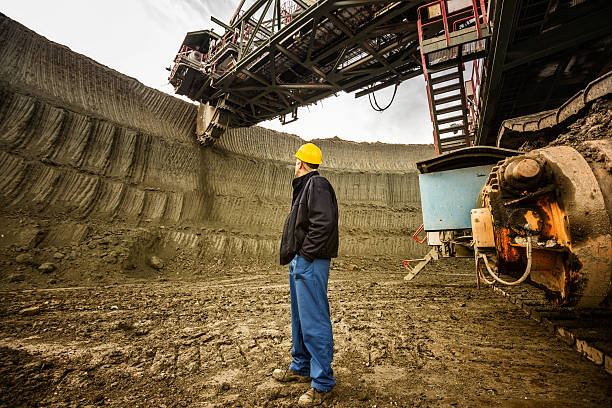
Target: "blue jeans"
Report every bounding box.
[289,254,335,392]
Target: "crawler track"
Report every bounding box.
[490,281,612,375]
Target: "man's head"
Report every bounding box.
[294,143,322,177]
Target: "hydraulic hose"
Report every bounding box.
[475,256,496,286]
[480,237,533,286]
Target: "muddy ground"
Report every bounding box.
[1,257,611,408]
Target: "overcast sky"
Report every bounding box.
[2,0,433,144]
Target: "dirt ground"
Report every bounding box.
[1,256,610,408]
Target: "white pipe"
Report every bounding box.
[481,237,532,286]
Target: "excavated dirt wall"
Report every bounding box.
[0,14,433,277]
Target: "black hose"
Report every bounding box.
[368,83,399,112]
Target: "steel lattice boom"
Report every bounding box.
[169,1,429,144]
[168,0,612,151]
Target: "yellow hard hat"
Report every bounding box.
[295,143,322,165]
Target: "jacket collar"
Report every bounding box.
[292,171,318,203]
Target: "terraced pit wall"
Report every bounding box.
[0,13,434,267]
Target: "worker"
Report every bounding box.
[273,142,339,406]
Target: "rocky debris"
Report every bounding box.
[148,256,164,270]
[102,251,118,264]
[18,227,46,249]
[38,262,56,273]
[149,349,175,376]
[7,273,25,283]
[103,255,117,264]
[18,306,41,316]
[53,252,65,259]
[520,99,612,152]
[122,259,136,270]
[15,253,35,265]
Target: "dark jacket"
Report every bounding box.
[280,171,339,265]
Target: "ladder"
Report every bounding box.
[427,63,471,154]
[417,0,489,155]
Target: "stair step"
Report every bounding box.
[433,94,463,105]
[430,72,461,85]
[432,82,461,95]
[436,114,464,125]
[428,64,461,74]
[435,103,463,115]
[439,145,468,154]
[439,124,465,134]
[440,135,470,144]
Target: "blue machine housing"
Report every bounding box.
[415,147,520,232]
[419,165,493,230]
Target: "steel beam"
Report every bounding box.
[476,0,518,146]
[244,0,274,57]
[276,43,342,89]
[211,16,235,33]
[502,7,612,71]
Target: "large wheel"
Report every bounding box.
[538,144,611,307]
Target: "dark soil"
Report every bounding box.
[1,257,610,408]
[518,98,612,152]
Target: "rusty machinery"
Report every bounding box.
[472,143,611,308]
[417,142,611,308]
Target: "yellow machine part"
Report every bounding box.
[471,208,495,248]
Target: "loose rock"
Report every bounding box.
[149,255,164,270]
[15,253,35,265]
[8,273,25,283]
[38,262,56,273]
[19,306,41,316]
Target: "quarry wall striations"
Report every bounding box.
[0,13,434,263]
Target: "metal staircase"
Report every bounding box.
[417,0,490,155]
[427,63,470,154]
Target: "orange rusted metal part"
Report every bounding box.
[479,144,611,307]
[533,195,571,248]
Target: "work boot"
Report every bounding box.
[272,368,310,383]
[297,387,333,407]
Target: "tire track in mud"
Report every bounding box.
[0,260,610,407]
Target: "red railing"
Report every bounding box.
[417,0,487,49]
[169,45,205,80]
[206,31,239,63]
[412,224,428,244]
[173,1,306,80]
[465,58,483,135]
[177,45,205,65]
[282,1,298,24]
